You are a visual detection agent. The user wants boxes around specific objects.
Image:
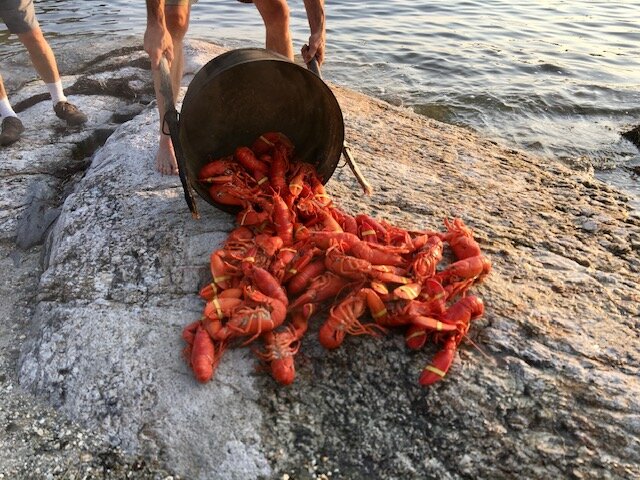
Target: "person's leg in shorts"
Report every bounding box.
[0,0,37,144]
[152,0,194,174]
[0,0,86,137]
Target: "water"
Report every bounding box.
[2,0,639,208]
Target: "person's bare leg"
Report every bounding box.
[152,4,190,175]
[17,26,60,84]
[0,74,7,100]
[253,0,294,60]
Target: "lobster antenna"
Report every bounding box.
[463,334,492,361]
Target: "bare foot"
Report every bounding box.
[156,135,179,175]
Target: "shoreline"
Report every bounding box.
[2,30,639,215]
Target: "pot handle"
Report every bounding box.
[303,47,373,196]
[159,56,200,219]
[306,56,321,77]
[341,143,373,196]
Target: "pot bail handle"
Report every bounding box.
[341,142,373,196]
[306,56,321,77]
[303,46,373,196]
[159,56,200,219]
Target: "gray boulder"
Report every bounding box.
[5,40,640,480]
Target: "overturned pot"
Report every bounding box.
[176,48,346,213]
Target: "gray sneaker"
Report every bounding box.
[54,101,88,126]
[0,116,25,146]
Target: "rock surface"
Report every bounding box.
[2,40,639,479]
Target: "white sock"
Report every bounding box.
[46,80,67,105]
[0,97,17,118]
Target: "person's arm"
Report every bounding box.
[144,0,173,69]
[302,0,325,66]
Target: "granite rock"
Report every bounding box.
[2,40,639,480]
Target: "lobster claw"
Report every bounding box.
[419,337,457,386]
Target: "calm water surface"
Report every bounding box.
[2,0,639,208]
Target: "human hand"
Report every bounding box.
[302,31,325,66]
[144,23,174,70]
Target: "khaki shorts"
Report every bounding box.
[0,0,39,34]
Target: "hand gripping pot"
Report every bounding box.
[178,48,345,214]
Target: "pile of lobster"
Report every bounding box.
[182,132,491,386]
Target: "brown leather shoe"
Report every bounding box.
[54,101,88,126]
[0,116,25,146]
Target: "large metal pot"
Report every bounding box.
[177,48,345,213]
